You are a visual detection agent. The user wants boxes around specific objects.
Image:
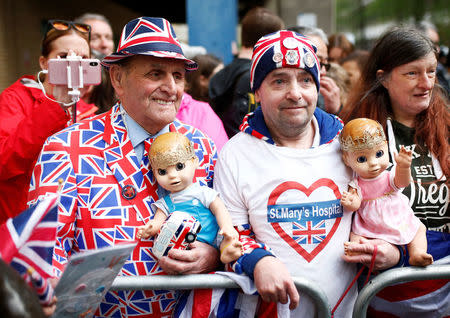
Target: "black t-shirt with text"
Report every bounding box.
[390,120,449,233]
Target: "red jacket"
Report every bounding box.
[0,75,97,223]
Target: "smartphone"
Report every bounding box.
[48,58,102,87]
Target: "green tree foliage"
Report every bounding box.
[336,0,449,47]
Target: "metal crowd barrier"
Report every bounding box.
[111,273,332,318]
[352,264,450,318]
[110,265,450,318]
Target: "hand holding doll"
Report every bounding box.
[339,118,432,266]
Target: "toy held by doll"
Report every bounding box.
[136,132,242,264]
[339,118,433,266]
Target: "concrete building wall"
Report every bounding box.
[266,0,335,34]
[0,0,336,92]
[0,0,140,91]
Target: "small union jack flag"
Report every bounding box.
[0,193,59,304]
[101,17,197,71]
[292,220,327,245]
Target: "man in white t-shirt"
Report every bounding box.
[213,30,401,317]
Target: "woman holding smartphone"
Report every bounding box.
[0,20,98,224]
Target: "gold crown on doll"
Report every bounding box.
[340,125,386,152]
[149,132,196,169]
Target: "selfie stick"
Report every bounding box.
[65,55,84,123]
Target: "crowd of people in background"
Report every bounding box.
[0,7,448,318]
[209,6,285,138]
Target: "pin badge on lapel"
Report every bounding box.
[121,184,137,200]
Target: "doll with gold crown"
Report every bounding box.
[136,132,242,264]
[339,118,433,266]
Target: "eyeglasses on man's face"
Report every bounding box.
[320,61,331,71]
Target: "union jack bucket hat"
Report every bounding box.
[101,17,197,71]
[250,30,320,92]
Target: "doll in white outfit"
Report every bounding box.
[339,118,433,266]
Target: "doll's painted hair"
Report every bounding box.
[149,132,196,169]
[339,118,386,152]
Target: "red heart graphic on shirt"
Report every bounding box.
[269,179,342,262]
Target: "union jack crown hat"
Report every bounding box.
[250,30,320,92]
[101,17,198,71]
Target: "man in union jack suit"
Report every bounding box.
[28,17,220,317]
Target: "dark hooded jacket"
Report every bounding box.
[208,58,256,138]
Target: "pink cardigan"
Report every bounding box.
[177,93,228,151]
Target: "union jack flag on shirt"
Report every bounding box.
[0,192,59,304]
[292,220,327,245]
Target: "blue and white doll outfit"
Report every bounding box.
[152,182,220,246]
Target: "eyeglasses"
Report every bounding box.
[431,41,441,54]
[320,62,331,72]
[45,20,91,40]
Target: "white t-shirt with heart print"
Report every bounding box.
[214,131,357,318]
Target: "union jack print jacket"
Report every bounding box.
[28,104,217,317]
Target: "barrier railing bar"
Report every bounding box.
[293,276,332,318]
[353,264,450,318]
[111,274,332,318]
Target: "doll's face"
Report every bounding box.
[342,142,389,179]
[154,158,198,193]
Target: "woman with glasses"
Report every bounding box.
[341,26,449,317]
[0,20,98,224]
